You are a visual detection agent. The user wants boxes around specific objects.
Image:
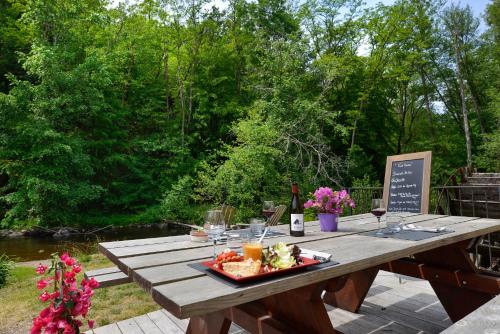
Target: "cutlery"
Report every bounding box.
[403,224,449,233]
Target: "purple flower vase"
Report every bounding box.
[319,213,338,232]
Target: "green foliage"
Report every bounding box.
[0,0,498,228]
[0,253,14,288]
[195,109,288,221]
[0,0,31,93]
[161,176,200,222]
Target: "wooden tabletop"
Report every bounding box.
[99,214,500,320]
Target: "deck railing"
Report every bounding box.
[345,185,500,219]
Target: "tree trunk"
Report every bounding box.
[466,80,486,135]
[164,49,170,115]
[350,118,357,149]
[188,82,193,125]
[420,70,435,140]
[454,33,473,169]
[396,86,407,155]
[122,51,134,106]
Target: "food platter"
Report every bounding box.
[200,256,320,282]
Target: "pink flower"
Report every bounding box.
[36,264,48,275]
[39,291,51,302]
[32,252,97,334]
[87,277,99,289]
[37,279,49,290]
[64,271,76,284]
[72,264,81,273]
[60,253,76,266]
[304,187,355,215]
[88,320,95,329]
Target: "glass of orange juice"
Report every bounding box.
[243,239,263,261]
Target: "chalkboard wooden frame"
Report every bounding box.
[383,151,432,214]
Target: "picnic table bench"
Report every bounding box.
[84,266,131,288]
[95,213,500,333]
[440,294,500,333]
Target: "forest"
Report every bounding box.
[0,0,498,228]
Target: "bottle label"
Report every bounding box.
[290,214,304,232]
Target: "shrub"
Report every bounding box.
[161,176,200,222]
[0,253,14,288]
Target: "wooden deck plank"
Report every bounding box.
[147,309,185,334]
[328,307,423,334]
[152,217,500,319]
[367,285,450,322]
[116,318,144,334]
[133,314,164,334]
[159,309,189,331]
[92,323,123,334]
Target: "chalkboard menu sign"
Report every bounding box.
[383,152,432,214]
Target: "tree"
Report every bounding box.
[441,4,479,169]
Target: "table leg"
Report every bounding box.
[323,267,379,313]
[192,282,341,334]
[412,240,497,322]
[427,281,494,322]
[186,311,231,334]
[260,282,338,334]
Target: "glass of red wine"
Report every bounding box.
[262,201,276,220]
[371,198,386,237]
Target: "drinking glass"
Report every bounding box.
[371,199,386,237]
[262,201,276,219]
[203,210,225,259]
[386,213,404,233]
[250,218,266,236]
[243,239,263,261]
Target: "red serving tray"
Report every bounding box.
[200,256,321,282]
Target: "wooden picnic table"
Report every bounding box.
[99,213,500,334]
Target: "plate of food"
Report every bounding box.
[200,242,321,282]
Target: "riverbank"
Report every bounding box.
[0,222,190,261]
[0,254,159,334]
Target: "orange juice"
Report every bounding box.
[243,242,263,261]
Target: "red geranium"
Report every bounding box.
[31,253,98,334]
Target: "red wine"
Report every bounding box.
[290,183,305,237]
[371,208,386,217]
[262,210,275,218]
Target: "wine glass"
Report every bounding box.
[203,210,225,259]
[262,201,275,220]
[371,199,386,237]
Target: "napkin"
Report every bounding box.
[300,248,332,262]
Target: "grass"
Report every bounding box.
[0,253,159,334]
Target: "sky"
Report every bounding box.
[112,0,493,31]
[365,0,491,31]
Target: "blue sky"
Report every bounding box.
[365,0,492,31]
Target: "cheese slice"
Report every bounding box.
[222,259,261,277]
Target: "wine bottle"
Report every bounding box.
[290,183,305,237]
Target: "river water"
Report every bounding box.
[0,224,189,262]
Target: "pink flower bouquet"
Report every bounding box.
[31,253,99,334]
[304,187,355,215]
